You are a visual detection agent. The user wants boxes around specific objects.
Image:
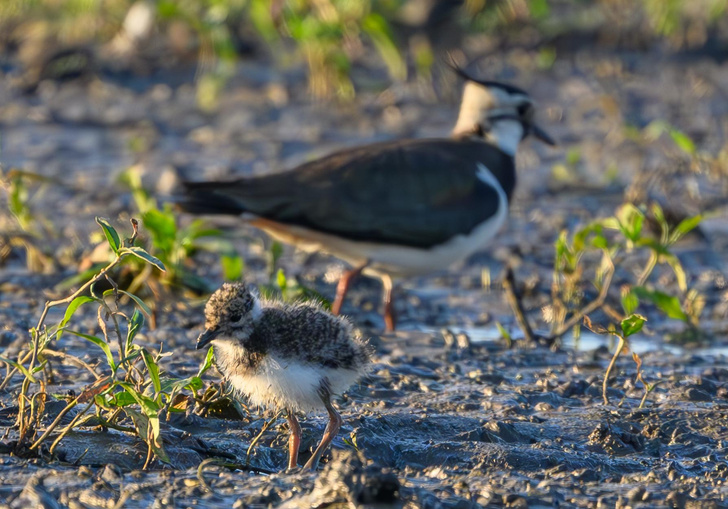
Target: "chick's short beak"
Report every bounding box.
[531,123,556,146]
[196,327,220,350]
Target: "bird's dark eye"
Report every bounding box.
[229,312,243,323]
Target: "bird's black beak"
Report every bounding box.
[531,124,556,146]
[196,327,220,350]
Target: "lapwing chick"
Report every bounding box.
[197,282,371,471]
[183,69,555,331]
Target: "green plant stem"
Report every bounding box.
[98,408,135,433]
[49,400,95,455]
[0,350,31,390]
[637,251,658,286]
[638,389,650,409]
[28,256,124,376]
[14,254,124,436]
[546,263,615,343]
[603,335,626,405]
[246,411,281,465]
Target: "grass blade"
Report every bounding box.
[0,356,38,383]
[119,290,152,319]
[66,330,116,372]
[126,309,144,354]
[141,349,161,396]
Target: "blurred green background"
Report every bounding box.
[2,0,727,106]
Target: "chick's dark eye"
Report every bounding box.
[229,312,243,323]
[517,103,531,116]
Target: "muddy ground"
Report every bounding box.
[2,23,728,509]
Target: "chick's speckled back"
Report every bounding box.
[253,299,370,370]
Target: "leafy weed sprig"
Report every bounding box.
[0,218,220,467]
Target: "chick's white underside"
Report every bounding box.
[214,341,365,412]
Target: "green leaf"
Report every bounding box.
[221,254,243,281]
[650,202,668,236]
[362,13,405,80]
[160,375,203,395]
[669,128,696,155]
[66,330,116,372]
[276,268,287,292]
[495,322,511,340]
[95,217,121,253]
[295,285,332,310]
[248,0,278,43]
[57,296,97,340]
[528,0,551,19]
[116,349,142,368]
[109,391,137,407]
[118,290,152,319]
[0,356,38,383]
[600,217,621,231]
[635,237,671,256]
[119,247,166,272]
[662,253,688,292]
[141,349,161,396]
[670,214,702,244]
[184,219,223,241]
[123,407,171,464]
[141,208,177,254]
[118,383,160,416]
[615,204,644,242]
[94,393,113,410]
[621,288,639,316]
[621,314,647,337]
[633,287,688,321]
[187,376,203,391]
[198,346,215,377]
[125,309,144,354]
[269,242,283,272]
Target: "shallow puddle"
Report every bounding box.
[419,324,728,358]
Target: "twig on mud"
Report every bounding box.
[72,447,90,466]
[501,266,535,344]
[602,334,626,405]
[196,458,220,494]
[502,262,614,346]
[246,411,282,466]
[49,400,95,455]
[42,349,102,380]
[200,457,277,476]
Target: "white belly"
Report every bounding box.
[253,163,509,279]
[226,353,363,413]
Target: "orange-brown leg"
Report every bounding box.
[286,411,301,470]
[303,387,342,470]
[331,264,367,316]
[382,273,396,332]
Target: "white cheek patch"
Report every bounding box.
[485,119,524,157]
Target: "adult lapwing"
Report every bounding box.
[182,69,555,331]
